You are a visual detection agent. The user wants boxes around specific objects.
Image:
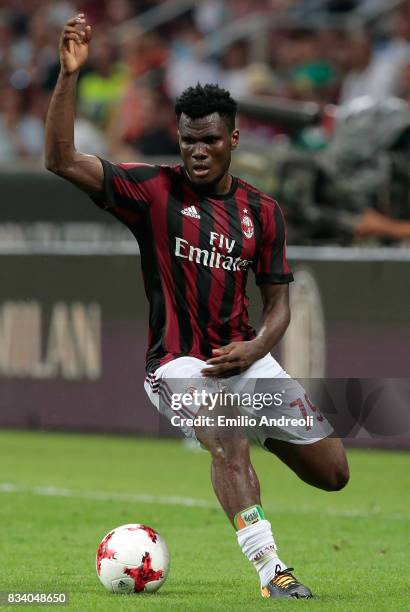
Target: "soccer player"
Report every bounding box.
[45,14,349,599]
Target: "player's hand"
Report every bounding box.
[355,209,394,238]
[201,341,264,378]
[59,13,92,75]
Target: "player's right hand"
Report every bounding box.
[59,13,92,75]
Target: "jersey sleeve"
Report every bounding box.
[92,158,162,225]
[253,201,294,285]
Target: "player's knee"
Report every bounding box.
[194,426,224,458]
[197,432,248,471]
[325,462,350,491]
[196,433,221,457]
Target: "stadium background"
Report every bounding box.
[0,1,409,609]
[1,0,409,444]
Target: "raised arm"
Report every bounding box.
[44,13,103,197]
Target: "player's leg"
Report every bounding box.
[215,353,343,598]
[195,407,312,599]
[264,436,349,491]
[197,422,261,520]
[194,404,263,521]
[236,354,348,491]
[144,356,311,599]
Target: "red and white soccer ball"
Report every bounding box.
[96,523,169,594]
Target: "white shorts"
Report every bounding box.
[144,354,333,449]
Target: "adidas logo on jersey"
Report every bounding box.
[181,205,201,219]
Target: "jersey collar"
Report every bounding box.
[180,166,238,200]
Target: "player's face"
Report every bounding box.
[178,112,239,190]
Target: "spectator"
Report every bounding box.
[0,85,45,162]
[350,58,410,241]
[122,31,168,79]
[28,10,61,90]
[107,29,169,156]
[238,63,281,141]
[341,2,410,106]
[219,41,251,99]
[165,17,219,99]
[0,0,409,174]
[397,56,410,104]
[77,35,127,128]
[108,83,179,158]
[194,0,228,35]
[338,32,381,105]
[126,89,179,156]
[0,17,13,67]
[74,115,108,157]
[280,30,336,102]
[105,0,134,26]
[228,0,271,18]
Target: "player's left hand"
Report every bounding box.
[201,341,264,378]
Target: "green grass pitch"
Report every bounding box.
[0,430,409,611]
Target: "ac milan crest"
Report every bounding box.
[241,215,254,239]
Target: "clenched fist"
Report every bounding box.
[59,13,92,75]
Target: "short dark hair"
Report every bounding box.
[175,83,238,132]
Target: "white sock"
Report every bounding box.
[237,519,287,587]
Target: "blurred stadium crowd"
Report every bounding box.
[1,0,410,242]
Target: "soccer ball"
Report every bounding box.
[96,523,169,594]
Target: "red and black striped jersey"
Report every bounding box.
[93,160,293,374]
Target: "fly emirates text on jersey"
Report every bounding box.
[174,232,252,272]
